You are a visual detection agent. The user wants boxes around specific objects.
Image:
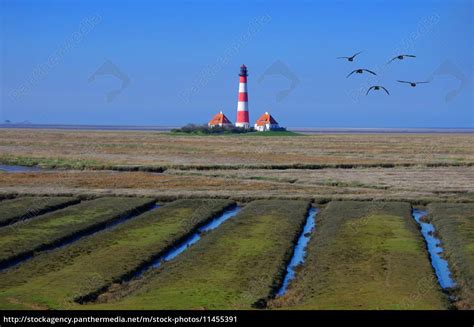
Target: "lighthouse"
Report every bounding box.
[235,64,250,128]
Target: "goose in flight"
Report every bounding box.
[366,86,390,95]
[388,54,416,64]
[337,51,362,62]
[397,80,429,87]
[347,68,377,78]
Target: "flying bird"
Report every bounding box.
[366,86,390,95]
[337,51,362,62]
[397,80,429,87]
[387,54,416,64]
[346,69,377,78]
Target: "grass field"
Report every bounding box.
[0,196,80,226]
[0,129,472,168]
[0,130,472,203]
[87,200,310,310]
[170,130,301,137]
[271,201,448,309]
[0,199,234,309]
[0,129,472,310]
[0,166,472,203]
[0,197,155,267]
[428,203,474,309]
[240,131,301,137]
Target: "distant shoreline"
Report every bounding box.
[0,124,473,134]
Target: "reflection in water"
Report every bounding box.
[412,208,456,289]
[276,207,319,297]
[0,165,44,172]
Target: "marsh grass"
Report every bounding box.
[88,200,310,310]
[270,201,448,309]
[2,164,472,203]
[0,196,80,227]
[428,203,474,309]
[0,199,234,309]
[0,130,472,169]
[240,131,301,137]
[0,197,156,268]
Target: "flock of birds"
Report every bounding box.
[337,51,429,95]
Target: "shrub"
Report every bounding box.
[171,124,254,135]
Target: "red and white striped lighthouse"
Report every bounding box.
[235,64,250,128]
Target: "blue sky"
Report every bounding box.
[1,0,472,128]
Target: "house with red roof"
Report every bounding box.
[208,111,233,128]
[254,112,281,132]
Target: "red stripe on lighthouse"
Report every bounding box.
[239,76,247,83]
[238,93,248,102]
[237,110,249,122]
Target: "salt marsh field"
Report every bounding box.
[0,129,472,310]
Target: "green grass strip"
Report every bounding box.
[89,200,310,310]
[0,196,80,227]
[428,203,474,309]
[0,197,156,267]
[0,199,234,309]
[273,201,447,310]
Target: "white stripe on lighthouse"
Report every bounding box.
[239,83,247,93]
[237,102,248,111]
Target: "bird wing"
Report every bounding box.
[387,57,397,64]
[364,69,377,75]
[416,81,429,84]
[397,80,411,84]
[381,87,390,95]
[366,86,375,95]
[351,51,362,58]
[403,55,416,58]
[346,70,356,78]
[337,57,349,59]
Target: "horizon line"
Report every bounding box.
[0,123,473,133]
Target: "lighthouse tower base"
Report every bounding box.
[235,122,250,129]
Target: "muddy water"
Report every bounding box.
[0,165,45,172]
[132,205,241,277]
[276,207,319,297]
[412,208,456,289]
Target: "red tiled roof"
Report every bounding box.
[208,112,232,125]
[255,112,278,126]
